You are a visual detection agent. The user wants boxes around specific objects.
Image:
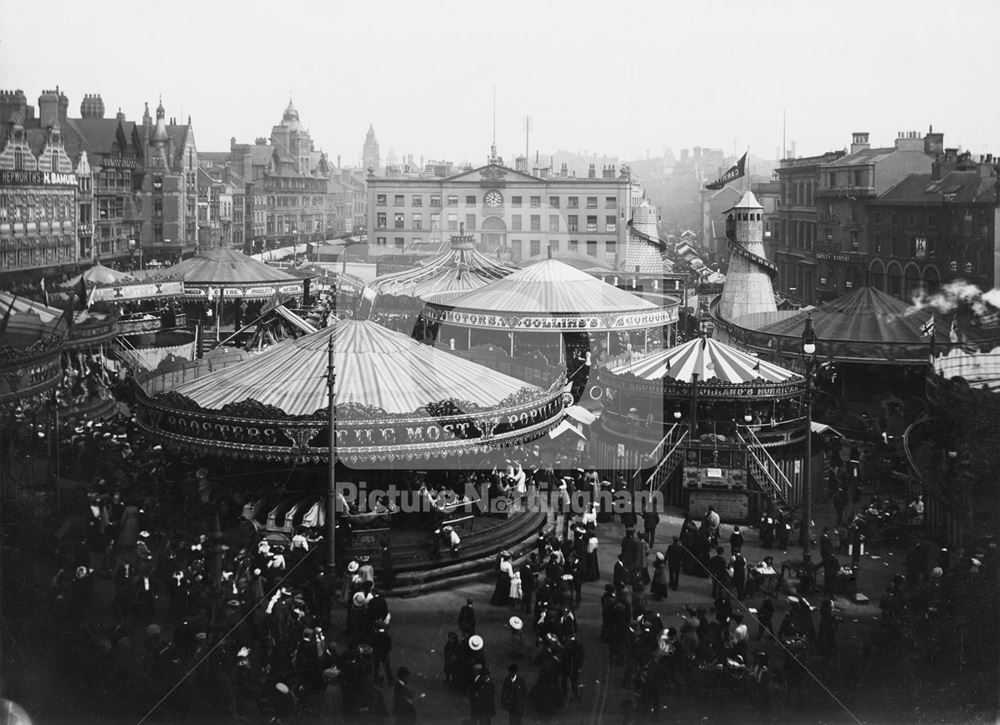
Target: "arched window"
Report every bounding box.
[886,262,903,298]
[922,265,940,294]
[868,260,885,290]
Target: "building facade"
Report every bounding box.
[223,101,339,251]
[0,89,80,276]
[867,152,1000,297]
[772,150,845,304]
[365,151,635,265]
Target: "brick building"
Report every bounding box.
[868,151,1000,297]
[0,89,80,276]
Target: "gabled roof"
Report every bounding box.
[443,163,541,183]
[827,147,896,167]
[877,170,999,205]
[62,118,140,161]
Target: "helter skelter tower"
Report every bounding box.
[717,191,778,333]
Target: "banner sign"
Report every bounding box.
[93,280,185,302]
[185,282,304,299]
[0,355,61,402]
[705,152,747,191]
[0,170,78,187]
[137,392,564,452]
[423,306,675,331]
[687,489,750,522]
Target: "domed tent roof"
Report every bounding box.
[611,335,799,384]
[756,286,939,344]
[0,292,66,350]
[162,247,308,298]
[370,234,517,303]
[423,258,673,331]
[136,318,567,464]
[169,318,543,416]
[62,263,134,288]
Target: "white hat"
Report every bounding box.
[347,560,360,573]
[509,616,523,631]
[275,682,289,694]
[352,592,366,607]
[970,558,982,567]
[931,567,943,578]
[237,647,250,658]
[468,635,484,651]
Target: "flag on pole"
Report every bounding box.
[948,316,959,343]
[40,277,49,307]
[705,152,748,190]
[919,317,935,338]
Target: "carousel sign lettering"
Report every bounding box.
[0,357,61,399]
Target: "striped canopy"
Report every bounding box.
[170,318,542,416]
[436,258,660,316]
[163,247,301,287]
[611,336,799,384]
[370,236,517,301]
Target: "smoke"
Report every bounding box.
[910,281,1000,320]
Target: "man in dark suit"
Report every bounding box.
[666,536,684,590]
[393,666,417,724]
[500,663,527,724]
[471,665,496,725]
[459,598,476,637]
[613,553,627,589]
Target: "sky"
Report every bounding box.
[2,0,1000,167]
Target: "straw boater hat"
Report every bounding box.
[468,635,484,651]
[347,560,360,573]
[509,616,523,631]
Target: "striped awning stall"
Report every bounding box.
[611,336,799,384]
[171,318,541,416]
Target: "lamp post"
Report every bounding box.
[801,314,818,565]
[326,334,338,623]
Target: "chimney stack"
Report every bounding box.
[560,163,568,177]
[588,164,596,179]
[850,132,870,154]
[38,89,59,129]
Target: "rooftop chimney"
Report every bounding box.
[560,163,568,177]
[850,132,870,154]
[588,164,596,179]
[924,125,944,157]
[38,89,59,129]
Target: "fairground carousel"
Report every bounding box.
[0,292,67,502]
[592,335,823,521]
[133,316,567,468]
[420,256,678,365]
[132,316,569,585]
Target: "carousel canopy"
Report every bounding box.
[369,234,517,301]
[0,292,66,402]
[170,318,544,416]
[612,336,800,384]
[0,292,66,349]
[753,287,941,344]
[63,264,186,302]
[62,263,133,288]
[163,247,307,299]
[423,258,675,331]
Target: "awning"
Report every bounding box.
[811,421,845,437]
[565,405,596,426]
[549,419,587,440]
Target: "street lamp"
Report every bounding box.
[801,314,817,565]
